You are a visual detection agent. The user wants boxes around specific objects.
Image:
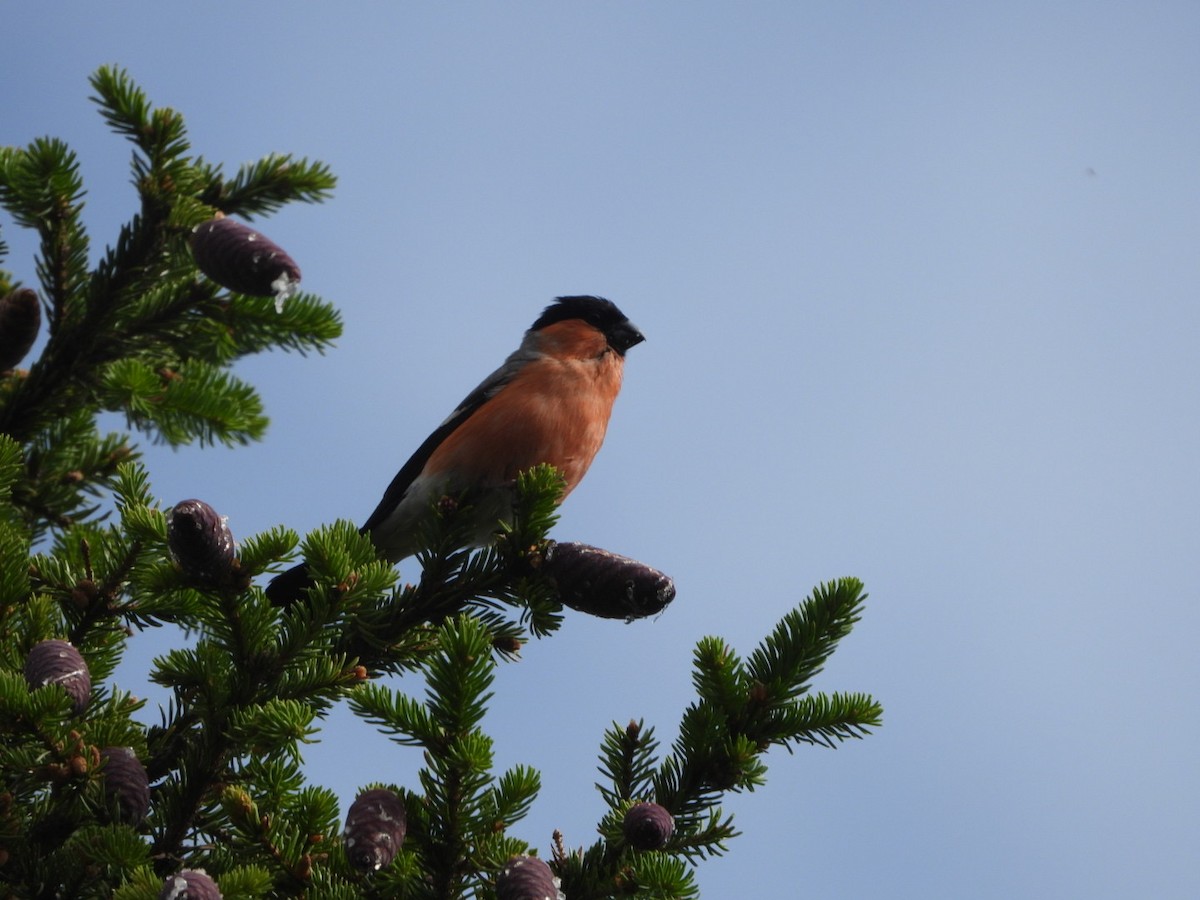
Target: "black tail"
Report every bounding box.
[265,562,315,607]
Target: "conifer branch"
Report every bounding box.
[0,69,879,899]
[199,154,336,217]
[1,65,340,535]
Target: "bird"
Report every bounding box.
[266,295,644,605]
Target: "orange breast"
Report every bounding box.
[422,335,625,497]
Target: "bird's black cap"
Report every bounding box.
[531,295,645,355]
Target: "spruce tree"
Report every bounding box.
[0,67,882,899]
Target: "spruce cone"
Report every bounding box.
[23,639,90,715]
[623,801,674,850]
[344,788,407,872]
[542,542,675,620]
[157,870,221,900]
[167,499,237,587]
[0,287,41,370]
[100,746,150,825]
[495,855,560,900]
[189,216,301,306]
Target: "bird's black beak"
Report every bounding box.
[612,321,645,356]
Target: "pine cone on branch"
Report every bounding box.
[189,215,300,310]
[23,639,90,715]
[495,855,560,900]
[343,788,407,872]
[0,287,41,371]
[542,541,676,620]
[623,801,675,850]
[167,499,240,589]
[157,870,221,900]
[100,746,150,825]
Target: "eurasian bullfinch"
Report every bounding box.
[266,295,643,605]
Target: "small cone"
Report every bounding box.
[24,639,90,715]
[157,869,221,900]
[344,788,407,872]
[543,542,675,620]
[167,499,237,587]
[0,287,41,370]
[189,216,300,308]
[495,855,560,900]
[622,801,675,850]
[100,746,150,825]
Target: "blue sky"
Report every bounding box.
[4,3,1199,897]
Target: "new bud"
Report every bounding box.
[167,499,237,587]
[157,870,221,900]
[542,542,676,620]
[622,801,675,850]
[495,855,561,900]
[189,216,300,310]
[100,746,150,825]
[24,639,90,715]
[0,287,41,371]
[344,788,407,872]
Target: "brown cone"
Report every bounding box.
[24,639,90,715]
[344,788,407,872]
[167,499,237,587]
[189,216,301,299]
[100,746,150,825]
[157,869,221,900]
[495,855,559,900]
[543,542,676,620]
[0,287,41,370]
[623,801,675,850]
